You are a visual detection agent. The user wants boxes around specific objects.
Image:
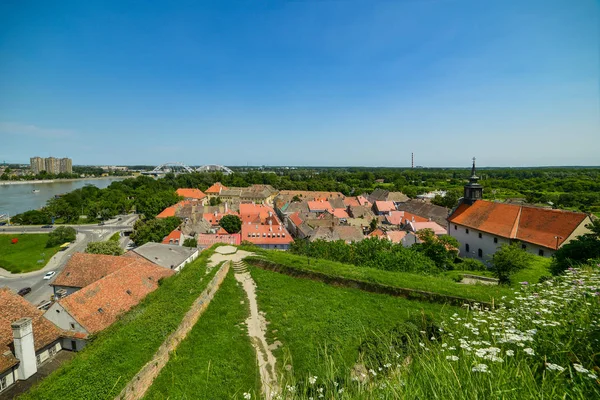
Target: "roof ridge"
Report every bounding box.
[509,206,523,239]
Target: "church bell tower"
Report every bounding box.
[463,157,483,205]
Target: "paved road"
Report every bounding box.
[0,214,138,306]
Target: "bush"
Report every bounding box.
[46,226,76,248]
[490,243,534,284]
[183,237,197,248]
[550,220,600,275]
[130,217,181,245]
[85,241,124,256]
[456,258,488,271]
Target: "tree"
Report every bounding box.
[413,229,459,270]
[85,241,123,255]
[550,219,600,275]
[490,243,534,284]
[431,190,461,209]
[209,197,222,206]
[369,218,378,233]
[183,237,197,248]
[130,217,181,246]
[291,195,302,202]
[219,214,242,234]
[47,226,76,247]
[11,210,51,225]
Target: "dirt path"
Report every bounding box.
[233,261,280,400]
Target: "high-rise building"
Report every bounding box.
[30,157,45,174]
[59,158,73,174]
[44,157,60,175]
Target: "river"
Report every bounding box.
[0,178,127,217]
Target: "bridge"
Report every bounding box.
[142,162,233,176]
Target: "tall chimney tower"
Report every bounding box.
[12,317,38,380]
[411,152,414,169]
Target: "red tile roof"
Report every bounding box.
[197,233,241,246]
[368,228,385,237]
[288,212,303,227]
[59,263,174,334]
[239,204,278,225]
[176,188,206,200]
[385,210,429,225]
[52,253,143,289]
[162,229,183,245]
[386,231,407,243]
[410,221,447,235]
[156,200,193,218]
[328,208,349,219]
[307,200,332,212]
[205,182,228,194]
[374,201,396,213]
[343,197,360,207]
[0,288,62,373]
[448,200,589,249]
[203,210,238,226]
[241,223,293,245]
[357,196,371,207]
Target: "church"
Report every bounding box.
[447,159,593,262]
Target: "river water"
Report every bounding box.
[0,178,126,216]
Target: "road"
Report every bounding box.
[0,214,138,306]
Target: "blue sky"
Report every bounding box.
[0,0,598,167]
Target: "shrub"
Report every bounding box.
[219,215,242,234]
[85,241,124,256]
[550,220,600,275]
[183,237,197,248]
[490,243,533,284]
[456,258,488,271]
[46,226,76,248]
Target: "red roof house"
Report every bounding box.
[176,188,206,201]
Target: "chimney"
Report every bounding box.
[268,211,273,218]
[214,211,218,216]
[225,202,228,213]
[12,317,37,380]
[269,219,272,226]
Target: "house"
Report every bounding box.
[51,253,141,297]
[162,228,184,245]
[156,200,194,219]
[447,159,593,261]
[327,208,349,220]
[239,203,279,225]
[241,223,293,250]
[309,226,364,243]
[384,210,429,226]
[396,200,449,227]
[176,188,207,204]
[343,197,360,207]
[385,230,407,244]
[368,228,386,238]
[205,182,228,197]
[373,201,396,215]
[407,221,448,236]
[0,288,64,394]
[125,242,199,272]
[347,205,375,220]
[197,233,241,248]
[45,263,174,336]
[307,200,333,214]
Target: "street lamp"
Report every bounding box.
[554,235,563,250]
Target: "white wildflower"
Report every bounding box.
[472,364,489,373]
[446,355,459,361]
[505,350,514,357]
[523,348,535,356]
[243,393,251,400]
[308,376,317,385]
[545,363,565,372]
[573,364,589,374]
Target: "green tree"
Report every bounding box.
[490,243,534,284]
[412,229,459,270]
[11,210,51,225]
[85,241,124,255]
[431,190,461,209]
[219,214,242,234]
[291,195,302,202]
[130,217,181,245]
[183,237,197,248]
[47,226,77,247]
[209,197,222,206]
[369,218,378,233]
[550,219,600,275]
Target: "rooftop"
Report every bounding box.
[129,242,198,269]
[52,253,141,289]
[176,188,206,200]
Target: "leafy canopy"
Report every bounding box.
[550,219,600,275]
[490,243,534,284]
[47,226,76,248]
[219,215,242,234]
[85,241,124,256]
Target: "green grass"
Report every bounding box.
[109,231,120,242]
[20,248,220,400]
[511,255,552,286]
[0,234,60,273]
[144,271,260,400]
[248,250,514,304]
[250,267,460,381]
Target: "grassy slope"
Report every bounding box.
[511,255,551,286]
[250,267,460,380]
[20,249,220,400]
[251,250,514,303]
[0,234,60,273]
[144,272,260,400]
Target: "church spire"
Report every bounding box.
[464,157,483,205]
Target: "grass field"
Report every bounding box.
[144,271,260,400]
[511,255,551,285]
[250,267,461,382]
[0,234,60,273]
[21,248,219,400]
[248,251,514,303]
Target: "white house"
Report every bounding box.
[448,159,593,263]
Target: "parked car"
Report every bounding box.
[17,287,31,296]
[41,224,53,228]
[43,271,56,280]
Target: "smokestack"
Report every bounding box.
[411,152,414,169]
[12,317,37,380]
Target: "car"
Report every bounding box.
[17,287,31,296]
[98,222,105,226]
[41,224,53,228]
[43,271,56,280]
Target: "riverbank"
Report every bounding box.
[0,176,132,186]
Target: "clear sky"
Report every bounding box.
[0,0,598,167]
